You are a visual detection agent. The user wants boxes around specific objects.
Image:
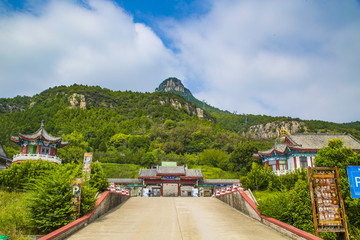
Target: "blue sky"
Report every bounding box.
[0,0,359,123]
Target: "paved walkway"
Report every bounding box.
[67,197,290,240]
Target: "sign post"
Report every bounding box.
[82,152,93,182]
[347,166,360,199]
[70,178,82,219]
[307,167,349,240]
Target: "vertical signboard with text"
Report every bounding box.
[307,167,349,240]
[82,152,93,181]
[70,178,82,219]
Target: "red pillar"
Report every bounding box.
[310,157,313,167]
[160,184,163,197]
[276,160,280,171]
[21,146,27,154]
[293,157,297,169]
[178,184,181,197]
[36,145,41,154]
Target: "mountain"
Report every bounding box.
[154,78,360,139]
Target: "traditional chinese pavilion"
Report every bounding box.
[10,121,68,164]
[255,133,360,175]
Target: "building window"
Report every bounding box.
[41,146,50,155]
[300,156,307,168]
[279,160,288,170]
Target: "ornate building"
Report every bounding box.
[10,121,68,164]
[255,133,360,175]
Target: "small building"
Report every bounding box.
[0,143,12,170]
[138,166,203,197]
[10,121,68,164]
[256,133,360,175]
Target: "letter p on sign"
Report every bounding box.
[347,166,360,198]
[356,177,360,187]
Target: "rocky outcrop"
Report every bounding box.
[244,121,307,139]
[160,98,204,119]
[68,93,86,109]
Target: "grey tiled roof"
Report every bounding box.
[157,166,186,175]
[258,133,360,156]
[108,178,142,184]
[185,169,203,178]
[138,169,158,178]
[138,166,203,178]
[287,133,360,150]
[0,144,7,158]
[258,143,288,155]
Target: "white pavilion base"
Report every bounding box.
[13,153,62,164]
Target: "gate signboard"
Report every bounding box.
[70,178,82,219]
[82,152,93,181]
[307,167,349,239]
[347,166,360,198]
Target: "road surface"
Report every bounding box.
[67,197,290,240]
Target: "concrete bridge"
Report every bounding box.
[66,197,289,240]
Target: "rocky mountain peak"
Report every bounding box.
[155,78,193,97]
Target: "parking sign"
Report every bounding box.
[347,166,360,198]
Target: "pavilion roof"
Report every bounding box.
[157,166,186,175]
[138,166,203,179]
[286,133,360,150]
[11,121,68,146]
[258,133,360,157]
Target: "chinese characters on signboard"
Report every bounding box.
[307,167,349,239]
[70,178,82,220]
[313,172,341,226]
[82,152,93,181]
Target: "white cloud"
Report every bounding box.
[0,0,359,123]
[0,0,182,97]
[165,0,360,122]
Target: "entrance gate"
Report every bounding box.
[162,183,178,197]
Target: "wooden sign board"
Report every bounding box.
[307,167,349,240]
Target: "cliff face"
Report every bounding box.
[244,121,307,139]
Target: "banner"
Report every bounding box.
[82,152,93,181]
[307,167,349,239]
[70,178,82,219]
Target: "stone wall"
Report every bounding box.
[217,190,323,240]
[39,192,130,240]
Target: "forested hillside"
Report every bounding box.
[0,82,359,176]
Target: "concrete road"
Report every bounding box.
[67,197,290,240]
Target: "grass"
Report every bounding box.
[191,165,239,179]
[101,163,141,178]
[0,190,31,240]
[252,190,280,202]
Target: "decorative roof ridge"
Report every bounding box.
[345,134,360,145]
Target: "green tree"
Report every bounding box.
[240,162,270,191]
[58,131,92,164]
[89,161,109,192]
[26,166,97,233]
[229,141,260,174]
[198,149,229,170]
